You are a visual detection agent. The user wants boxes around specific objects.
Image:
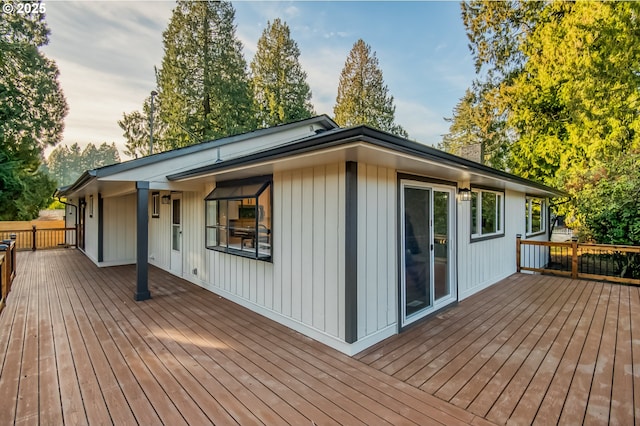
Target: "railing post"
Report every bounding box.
[75,224,79,248]
[571,237,579,279]
[516,234,522,273]
[32,225,37,251]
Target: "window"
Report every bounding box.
[205,176,272,260]
[152,192,160,218]
[471,188,504,240]
[526,197,546,236]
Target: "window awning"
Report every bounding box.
[205,176,271,201]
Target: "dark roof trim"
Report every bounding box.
[205,176,271,201]
[56,115,338,196]
[167,125,567,197]
[55,170,97,196]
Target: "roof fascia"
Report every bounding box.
[57,115,338,194]
[167,125,566,197]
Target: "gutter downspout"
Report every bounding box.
[57,196,78,247]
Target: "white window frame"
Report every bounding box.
[151,192,160,218]
[526,197,546,237]
[471,188,505,241]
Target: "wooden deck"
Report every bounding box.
[1,250,638,425]
[357,273,640,425]
[0,250,488,425]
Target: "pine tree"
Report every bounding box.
[0,5,67,219]
[333,39,407,138]
[156,0,255,147]
[250,18,314,128]
[119,92,168,158]
[45,143,120,186]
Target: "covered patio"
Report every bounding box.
[1,249,638,425]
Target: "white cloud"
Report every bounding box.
[299,45,351,116]
[395,99,449,146]
[42,1,174,157]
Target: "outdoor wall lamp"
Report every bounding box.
[458,187,471,201]
[161,195,171,204]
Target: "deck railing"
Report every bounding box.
[0,226,77,251]
[0,239,17,315]
[516,235,640,285]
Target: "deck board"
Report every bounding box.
[505,280,596,425]
[0,250,489,425]
[359,273,639,426]
[420,275,570,398]
[1,249,638,425]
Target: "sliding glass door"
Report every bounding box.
[400,180,456,327]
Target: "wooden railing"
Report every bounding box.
[0,239,17,315]
[0,226,76,251]
[517,236,640,285]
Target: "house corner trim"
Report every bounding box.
[345,161,358,343]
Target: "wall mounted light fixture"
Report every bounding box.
[458,187,471,202]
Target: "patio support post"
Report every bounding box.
[134,181,151,301]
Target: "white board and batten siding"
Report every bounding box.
[204,163,350,351]
[457,189,546,300]
[75,192,136,266]
[82,194,99,264]
[180,190,207,284]
[101,194,137,265]
[356,165,397,346]
[148,192,172,270]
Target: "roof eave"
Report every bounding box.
[167,125,567,198]
[55,170,97,197]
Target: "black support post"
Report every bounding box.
[134,181,151,301]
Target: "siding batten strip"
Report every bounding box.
[134,181,151,301]
[345,161,358,343]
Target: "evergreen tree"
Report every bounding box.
[440,85,509,168]
[250,18,314,128]
[333,39,407,138]
[0,4,68,219]
[119,93,168,158]
[157,0,255,147]
[456,0,640,242]
[45,143,121,187]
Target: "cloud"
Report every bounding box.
[299,45,351,116]
[42,2,174,156]
[323,31,351,39]
[394,99,449,146]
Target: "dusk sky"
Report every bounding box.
[41,1,476,159]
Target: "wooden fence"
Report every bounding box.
[517,236,640,285]
[0,226,77,251]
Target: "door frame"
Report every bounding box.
[398,176,457,328]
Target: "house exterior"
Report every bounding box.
[57,115,564,355]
